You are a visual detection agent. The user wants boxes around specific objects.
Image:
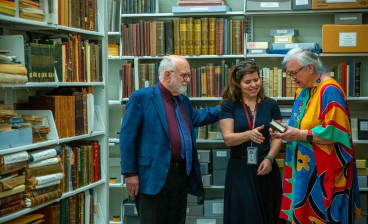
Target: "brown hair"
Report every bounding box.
[221,60,266,103]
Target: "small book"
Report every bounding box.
[270,119,286,133]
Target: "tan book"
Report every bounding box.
[273,67,278,97]
[215,18,224,55]
[276,159,284,168]
[231,20,242,55]
[25,163,63,179]
[0,175,25,192]
[179,18,187,55]
[156,21,165,56]
[0,63,27,75]
[206,65,215,97]
[0,72,28,84]
[149,21,157,56]
[193,19,201,55]
[208,18,215,55]
[201,18,208,55]
[173,18,180,55]
[186,17,194,56]
[200,66,207,97]
[0,184,25,199]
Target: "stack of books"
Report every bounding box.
[19,0,45,22]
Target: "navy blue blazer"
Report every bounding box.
[120,84,220,196]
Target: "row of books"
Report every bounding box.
[25,35,102,83]
[2,190,97,224]
[121,0,157,14]
[0,0,97,31]
[260,67,298,98]
[330,60,361,97]
[60,142,101,192]
[29,87,93,138]
[121,18,244,56]
[0,140,101,218]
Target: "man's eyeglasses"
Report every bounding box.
[170,70,191,80]
[286,66,304,78]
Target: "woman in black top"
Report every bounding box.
[219,60,284,224]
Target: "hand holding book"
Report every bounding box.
[270,119,286,133]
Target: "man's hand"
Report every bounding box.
[125,176,139,196]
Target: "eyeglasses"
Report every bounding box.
[286,66,305,78]
[170,70,191,80]
[233,59,256,72]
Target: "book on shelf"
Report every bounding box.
[0,0,16,16]
[122,17,244,56]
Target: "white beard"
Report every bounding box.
[170,75,187,95]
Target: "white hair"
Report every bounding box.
[282,48,326,74]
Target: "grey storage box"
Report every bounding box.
[292,0,311,10]
[123,202,140,224]
[204,199,224,217]
[200,162,210,175]
[213,169,227,186]
[186,204,204,216]
[186,216,224,224]
[334,13,363,25]
[198,150,211,163]
[187,194,198,203]
[212,149,230,170]
[358,176,367,188]
[270,29,299,36]
[246,0,292,11]
[202,174,212,187]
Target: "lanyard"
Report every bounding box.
[240,98,257,131]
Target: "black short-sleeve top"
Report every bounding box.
[219,98,282,157]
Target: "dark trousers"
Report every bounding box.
[135,163,188,224]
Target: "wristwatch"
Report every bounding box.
[307,130,313,142]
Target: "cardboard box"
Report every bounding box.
[356,159,367,169]
[292,0,312,10]
[334,13,363,25]
[246,0,292,11]
[312,0,368,9]
[322,25,368,53]
[0,127,32,150]
[204,199,224,217]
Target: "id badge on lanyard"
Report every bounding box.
[241,99,258,165]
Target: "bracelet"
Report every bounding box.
[265,154,274,163]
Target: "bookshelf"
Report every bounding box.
[107,0,368,222]
[0,0,109,223]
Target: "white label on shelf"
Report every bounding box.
[134,207,138,215]
[327,0,355,2]
[360,121,368,131]
[212,203,224,214]
[216,151,227,157]
[340,17,358,21]
[277,37,289,42]
[285,44,298,48]
[339,32,357,47]
[197,219,216,224]
[260,2,279,7]
[198,154,201,159]
[295,0,308,5]
[276,30,287,34]
[249,49,263,53]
